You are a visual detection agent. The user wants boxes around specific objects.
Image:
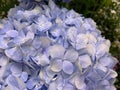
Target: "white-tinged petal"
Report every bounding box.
[6,30,18,37]
[75,34,88,50]
[48,82,57,90]
[40,37,51,48]
[49,0,56,10]
[86,33,97,43]
[109,69,118,78]
[5,47,23,61]
[95,64,108,78]
[0,55,9,66]
[55,17,63,24]
[81,22,91,30]
[6,75,20,90]
[87,18,97,28]
[48,44,65,59]
[39,69,45,81]
[67,27,77,42]
[35,54,50,66]
[26,31,34,41]
[13,20,29,31]
[36,15,52,32]
[96,43,109,59]
[78,55,92,68]
[39,68,52,84]
[86,44,96,56]
[15,76,26,90]
[45,66,57,78]
[51,59,62,72]
[105,40,111,47]
[62,61,74,74]
[75,75,86,89]
[6,75,26,90]
[64,48,78,62]
[66,10,79,18]
[50,27,61,38]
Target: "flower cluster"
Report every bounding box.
[18,0,71,3]
[0,0,118,90]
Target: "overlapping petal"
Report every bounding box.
[47,44,65,59]
[5,47,23,61]
[0,0,118,90]
[62,61,74,74]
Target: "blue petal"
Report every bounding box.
[50,59,62,72]
[6,75,20,90]
[6,75,26,90]
[47,44,65,59]
[64,48,78,62]
[78,55,92,68]
[0,55,9,66]
[35,15,52,32]
[48,82,57,90]
[5,47,23,61]
[20,72,28,82]
[34,54,50,66]
[62,61,74,74]
[67,27,77,42]
[26,78,36,89]
[0,36,8,49]
[40,37,51,48]
[63,84,75,90]
[6,30,18,37]
[96,40,110,59]
[75,34,88,50]
[10,63,22,76]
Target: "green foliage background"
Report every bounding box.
[0,0,120,89]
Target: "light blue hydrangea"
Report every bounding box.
[0,0,118,90]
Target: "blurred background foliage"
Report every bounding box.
[0,0,19,18]
[0,0,120,89]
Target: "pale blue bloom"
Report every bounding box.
[0,0,118,90]
[20,72,28,82]
[34,15,52,32]
[6,75,26,90]
[18,0,72,3]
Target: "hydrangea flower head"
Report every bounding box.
[0,0,118,90]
